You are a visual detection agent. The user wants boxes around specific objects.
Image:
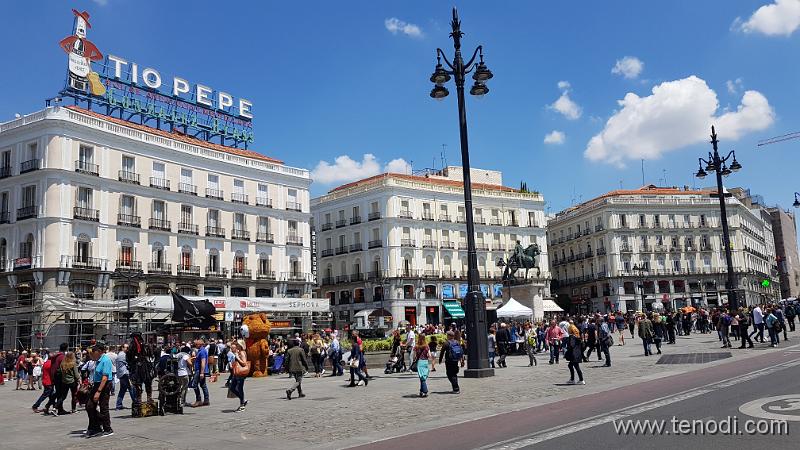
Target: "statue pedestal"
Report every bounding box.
[502,282,546,320]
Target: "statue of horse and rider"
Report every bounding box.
[500,241,541,282]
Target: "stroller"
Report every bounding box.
[270,354,285,375]
[384,347,406,374]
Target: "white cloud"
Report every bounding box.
[736,0,800,36]
[726,78,744,94]
[385,18,423,38]
[311,154,413,185]
[549,91,582,120]
[543,130,566,145]
[91,0,109,5]
[557,80,571,90]
[611,56,644,79]
[584,76,775,167]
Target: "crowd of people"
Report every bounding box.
[1,300,796,438]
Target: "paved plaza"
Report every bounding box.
[1,332,797,449]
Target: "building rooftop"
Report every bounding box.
[329,172,523,194]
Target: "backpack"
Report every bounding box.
[722,315,732,326]
[448,340,464,362]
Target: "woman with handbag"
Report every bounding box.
[413,334,430,397]
[227,340,249,412]
[346,331,368,387]
[564,324,585,385]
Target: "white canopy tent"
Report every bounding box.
[542,299,564,313]
[496,297,533,318]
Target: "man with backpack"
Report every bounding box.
[437,330,462,394]
[786,303,796,332]
[719,311,733,348]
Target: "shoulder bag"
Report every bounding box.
[233,352,251,377]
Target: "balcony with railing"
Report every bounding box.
[398,210,414,219]
[177,265,201,276]
[0,211,10,224]
[368,239,382,249]
[256,232,274,243]
[336,219,347,228]
[148,218,171,232]
[422,240,437,249]
[177,222,199,235]
[115,170,141,184]
[336,275,349,283]
[20,159,40,174]
[231,229,251,241]
[421,212,434,221]
[335,246,348,255]
[115,260,141,271]
[149,177,170,190]
[321,276,335,285]
[205,188,224,200]
[620,244,633,253]
[456,215,467,223]
[231,193,249,204]
[256,196,273,208]
[75,160,99,176]
[117,213,141,228]
[321,248,334,257]
[640,244,652,252]
[74,206,99,222]
[489,218,503,226]
[320,222,333,231]
[440,241,455,249]
[368,211,381,221]
[366,270,387,281]
[475,242,490,251]
[438,214,451,222]
[205,267,228,278]
[0,166,10,179]
[401,239,416,247]
[350,243,363,252]
[232,268,252,279]
[178,183,197,195]
[257,270,276,280]
[206,226,225,238]
[69,256,105,270]
[596,247,607,256]
[423,270,440,279]
[509,220,520,227]
[284,272,311,282]
[350,216,362,225]
[286,201,302,212]
[595,224,605,232]
[287,234,303,246]
[700,244,713,252]
[147,262,172,275]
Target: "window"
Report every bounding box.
[208,248,220,272]
[27,142,38,161]
[208,209,219,227]
[258,184,268,201]
[152,200,166,220]
[119,195,135,216]
[119,240,133,265]
[620,214,627,227]
[20,234,34,259]
[152,243,165,266]
[234,213,245,231]
[258,255,271,275]
[233,251,246,273]
[77,187,92,208]
[288,220,298,234]
[180,246,192,269]
[121,155,135,173]
[371,201,379,214]
[75,234,91,263]
[1,192,9,215]
[654,215,661,226]
[683,214,690,226]
[672,259,681,271]
[181,205,193,224]
[180,168,192,184]
[639,214,646,226]
[79,145,94,164]
[258,217,270,234]
[208,174,219,189]
[700,214,707,226]
[152,162,165,179]
[372,228,379,241]
[1,150,11,170]
[234,179,245,193]
[623,259,631,272]
[352,205,360,218]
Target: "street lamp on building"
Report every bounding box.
[694,126,741,311]
[632,263,649,312]
[428,8,494,378]
[792,192,800,208]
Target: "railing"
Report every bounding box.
[0,211,10,224]
[256,197,273,208]
[509,220,520,227]
[68,256,104,270]
[177,265,201,276]
[336,246,348,255]
[401,239,416,247]
[231,193,248,204]
[423,270,440,278]
[231,229,251,241]
[641,245,652,252]
[422,240,437,248]
[115,260,141,271]
[669,246,681,253]
[232,269,252,279]
[206,226,225,238]
[474,217,486,225]
[287,234,303,246]
[457,241,467,249]
[421,212,434,221]
[368,211,381,221]
[398,211,414,219]
[436,214,450,222]
[205,188,224,200]
[489,218,503,226]
[118,170,140,184]
[440,242,454,249]
[366,270,387,281]
[149,177,170,190]
[284,272,311,282]
[595,224,604,232]
[0,166,10,178]
[596,247,607,256]
[178,222,199,235]
[286,201,302,212]
[75,160,99,176]
[205,267,228,278]
[350,216,362,225]
[257,270,276,280]
[178,183,197,195]
[456,215,467,223]
[256,232,274,243]
[147,262,172,275]
[475,243,489,251]
[620,244,632,253]
[74,206,99,222]
[321,249,334,257]
[17,205,39,220]
[368,240,382,249]
[117,213,141,228]
[321,276,335,285]
[148,218,171,231]
[350,243,363,252]
[320,222,333,231]
[336,219,347,228]
[20,159,40,173]
[581,229,591,236]
[336,275,349,283]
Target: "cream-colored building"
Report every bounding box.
[0,106,313,348]
[311,167,550,329]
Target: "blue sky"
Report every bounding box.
[3,0,800,213]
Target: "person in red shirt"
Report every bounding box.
[32,358,56,414]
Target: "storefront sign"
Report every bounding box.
[129,296,329,313]
[458,284,468,299]
[493,284,503,298]
[57,9,254,148]
[442,284,455,299]
[270,320,292,328]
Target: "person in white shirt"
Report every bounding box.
[106,349,118,395]
[405,328,416,371]
[175,346,191,407]
[750,305,765,343]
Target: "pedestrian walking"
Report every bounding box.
[564,324,585,385]
[32,356,55,413]
[487,328,497,368]
[524,324,537,367]
[228,340,249,411]
[738,308,754,349]
[786,302,797,332]
[638,314,654,356]
[309,333,324,377]
[750,305,765,343]
[328,332,343,377]
[84,342,113,438]
[719,310,732,348]
[57,351,80,414]
[774,306,789,342]
[652,313,665,355]
[765,308,780,347]
[583,317,600,362]
[284,339,309,399]
[428,335,438,373]
[598,318,612,367]
[346,332,368,387]
[496,323,510,368]
[546,320,565,364]
[413,334,431,397]
[190,338,210,407]
[438,330,462,394]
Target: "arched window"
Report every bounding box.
[19,233,34,259]
[402,255,412,277]
[180,245,192,269]
[119,239,134,267]
[113,283,138,300]
[207,248,220,274]
[152,242,165,268]
[257,253,271,277]
[74,234,92,266]
[0,238,7,262]
[233,250,246,274]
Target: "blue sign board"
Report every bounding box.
[442,284,455,299]
[458,284,468,299]
[493,284,503,298]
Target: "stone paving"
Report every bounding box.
[1,331,797,450]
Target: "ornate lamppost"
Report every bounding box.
[428,8,494,377]
[632,263,649,312]
[695,126,742,311]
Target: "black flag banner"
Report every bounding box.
[171,291,217,328]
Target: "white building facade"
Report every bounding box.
[0,106,313,348]
[548,185,779,313]
[311,167,549,329]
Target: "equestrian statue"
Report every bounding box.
[499,240,541,283]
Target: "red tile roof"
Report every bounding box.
[329,173,523,194]
[564,185,718,212]
[65,105,283,164]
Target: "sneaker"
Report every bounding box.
[298,393,306,398]
[577,380,586,385]
[103,430,114,437]
[566,380,576,385]
[285,389,292,400]
[235,406,246,412]
[85,431,103,439]
[363,378,368,386]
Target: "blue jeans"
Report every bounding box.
[642,338,652,355]
[420,377,428,394]
[33,385,54,409]
[549,342,560,363]
[229,376,245,405]
[768,327,778,345]
[116,374,136,408]
[488,351,496,368]
[332,353,343,375]
[193,372,209,403]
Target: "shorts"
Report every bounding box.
[431,351,438,359]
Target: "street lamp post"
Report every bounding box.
[429,8,494,377]
[632,263,649,312]
[792,192,800,208]
[695,126,742,312]
[110,268,143,337]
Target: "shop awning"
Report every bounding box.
[543,299,564,312]
[443,301,465,318]
[354,309,376,318]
